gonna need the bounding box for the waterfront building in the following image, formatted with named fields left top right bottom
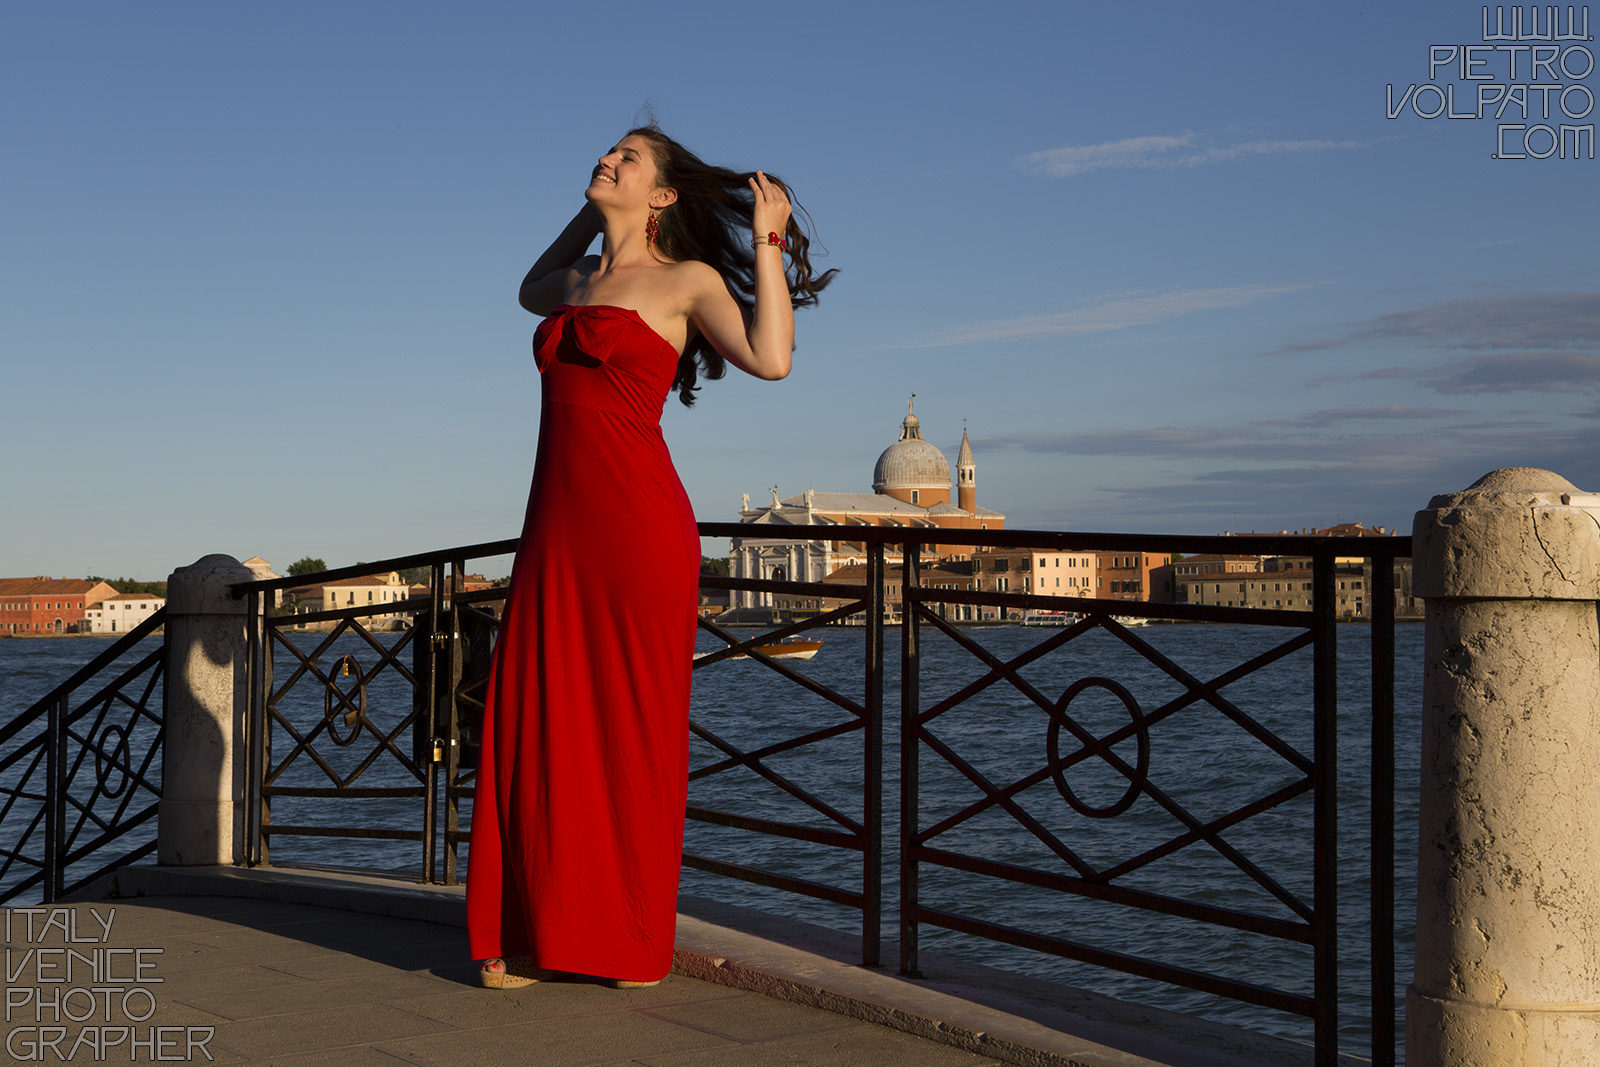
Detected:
left=320, top=572, right=411, bottom=623
left=1172, top=554, right=1263, bottom=581
left=0, top=578, right=117, bottom=635
left=1175, top=523, right=1420, bottom=617
left=1178, top=567, right=1370, bottom=617
left=1092, top=551, right=1175, bottom=603
left=967, top=548, right=1098, bottom=620
left=82, top=593, right=166, bottom=634
left=727, top=401, right=1005, bottom=614
left=277, top=572, right=414, bottom=630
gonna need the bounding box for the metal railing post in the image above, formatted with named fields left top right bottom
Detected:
left=1312, top=551, right=1339, bottom=1065
left=424, top=560, right=448, bottom=884
left=863, top=541, right=885, bottom=967
left=257, top=617, right=274, bottom=870
left=46, top=694, right=67, bottom=903
left=244, top=590, right=263, bottom=867
left=899, top=540, right=922, bottom=977
left=1369, top=552, right=1397, bottom=1066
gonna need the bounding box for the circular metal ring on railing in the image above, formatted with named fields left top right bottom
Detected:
left=324, top=655, right=367, bottom=746
left=1046, top=676, right=1150, bottom=819
left=93, top=723, right=133, bottom=799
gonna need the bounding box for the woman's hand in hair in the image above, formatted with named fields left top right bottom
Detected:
left=749, top=171, right=792, bottom=239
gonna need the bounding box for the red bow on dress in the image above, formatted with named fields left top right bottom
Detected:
left=533, top=305, right=632, bottom=372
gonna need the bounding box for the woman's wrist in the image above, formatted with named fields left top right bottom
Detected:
left=753, top=231, right=788, bottom=251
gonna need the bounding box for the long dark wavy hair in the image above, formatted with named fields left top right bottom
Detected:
left=628, top=125, right=837, bottom=406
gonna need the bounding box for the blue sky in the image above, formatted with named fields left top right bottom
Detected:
left=5, top=1, right=1596, bottom=580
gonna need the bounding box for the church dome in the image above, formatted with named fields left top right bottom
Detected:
left=873, top=407, right=951, bottom=492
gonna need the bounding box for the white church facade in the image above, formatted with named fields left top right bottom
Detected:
left=728, top=400, right=1005, bottom=612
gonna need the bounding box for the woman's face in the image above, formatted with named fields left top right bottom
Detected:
left=588, top=134, right=666, bottom=207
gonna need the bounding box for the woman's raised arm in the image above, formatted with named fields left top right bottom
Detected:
left=519, top=204, right=603, bottom=315
left=689, top=172, right=796, bottom=380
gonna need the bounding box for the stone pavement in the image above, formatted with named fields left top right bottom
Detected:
left=3, top=895, right=1001, bottom=1067
left=2, top=865, right=1326, bottom=1066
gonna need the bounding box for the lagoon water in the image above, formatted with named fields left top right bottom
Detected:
left=2, top=621, right=1421, bottom=1056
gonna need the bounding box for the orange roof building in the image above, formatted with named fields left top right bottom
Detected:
left=0, top=578, right=118, bottom=635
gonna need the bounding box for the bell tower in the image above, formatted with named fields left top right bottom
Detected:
left=956, top=425, right=976, bottom=512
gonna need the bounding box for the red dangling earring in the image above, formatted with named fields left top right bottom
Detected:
left=645, top=210, right=660, bottom=246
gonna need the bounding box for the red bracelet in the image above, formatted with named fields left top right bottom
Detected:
left=754, top=231, right=788, bottom=250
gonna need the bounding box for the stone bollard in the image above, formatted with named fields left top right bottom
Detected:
left=1408, top=468, right=1600, bottom=1064
left=159, top=554, right=256, bottom=866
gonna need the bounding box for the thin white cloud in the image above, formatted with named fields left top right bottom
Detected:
left=1019, top=133, right=1198, bottom=177
left=913, top=284, right=1317, bottom=348
left=1019, top=132, right=1369, bottom=178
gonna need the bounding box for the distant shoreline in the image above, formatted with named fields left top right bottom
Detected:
left=0, top=632, right=147, bottom=640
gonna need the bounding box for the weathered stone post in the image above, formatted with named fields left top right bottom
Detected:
left=159, top=554, right=256, bottom=866
left=1408, top=468, right=1600, bottom=1064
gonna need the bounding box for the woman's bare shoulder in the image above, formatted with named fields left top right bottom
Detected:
left=670, top=259, right=732, bottom=304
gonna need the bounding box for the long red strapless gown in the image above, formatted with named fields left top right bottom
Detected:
left=466, top=304, right=699, bottom=982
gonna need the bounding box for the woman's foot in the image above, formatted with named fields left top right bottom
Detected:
left=478, top=956, right=549, bottom=989
left=608, top=977, right=662, bottom=989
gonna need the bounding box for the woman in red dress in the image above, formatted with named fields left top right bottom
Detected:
left=466, top=126, right=833, bottom=989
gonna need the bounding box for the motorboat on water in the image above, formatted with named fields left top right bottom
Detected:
left=696, top=637, right=822, bottom=664
left=1020, top=611, right=1078, bottom=626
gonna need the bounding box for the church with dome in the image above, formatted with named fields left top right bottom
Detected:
left=726, top=399, right=1005, bottom=612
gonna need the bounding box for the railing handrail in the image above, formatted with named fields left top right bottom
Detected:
left=0, top=609, right=168, bottom=749
left=229, top=538, right=520, bottom=597
left=228, top=526, right=1414, bottom=599
left=703, top=521, right=1413, bottom=557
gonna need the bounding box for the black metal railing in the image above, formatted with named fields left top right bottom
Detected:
left=889, top=531, right=1405, bottom=1067
left=0, top=523, right=1408, bottom=1063
left=233, top=540, right=516, bottom=885
left=686, top=542, right=886, bottom=966
left=226, top=524, right=1405, bottom=1064
left=0, top=611, right=167, bottom=904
